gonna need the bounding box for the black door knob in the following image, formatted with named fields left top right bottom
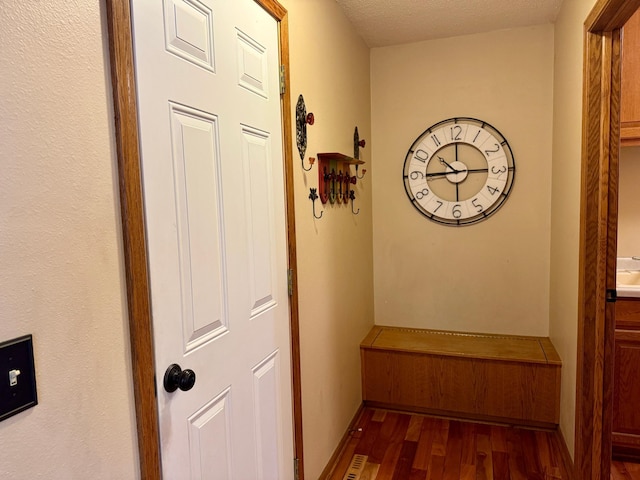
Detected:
left=163, top=363, right=196, bottom=392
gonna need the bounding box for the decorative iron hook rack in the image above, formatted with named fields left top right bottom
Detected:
left=296, top=95, right=315, bottom=171
left=306, top=125, right=367, bottom=220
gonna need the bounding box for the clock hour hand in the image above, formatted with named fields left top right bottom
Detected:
left=438, top=156, right=459, bottom=173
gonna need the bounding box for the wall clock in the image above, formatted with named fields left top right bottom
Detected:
left=403, top=117, right=515, bottom=226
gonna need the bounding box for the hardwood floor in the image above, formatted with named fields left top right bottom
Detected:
left=612, top=460, right=640, bottom=480
left=323, top=406, right=640, bottom=479
left=325, top=407, right=570, bottom=480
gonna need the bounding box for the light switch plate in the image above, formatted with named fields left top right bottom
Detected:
left=0, top=335, right=37, bottom=422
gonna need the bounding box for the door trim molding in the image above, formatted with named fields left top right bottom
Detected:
left=253, top=1, right=306, bottom=476
left=577, top=1, right=640, bottom=479
left=104, top=1, right=160, bottom=476
left=104, top=1, right=303, bottom=478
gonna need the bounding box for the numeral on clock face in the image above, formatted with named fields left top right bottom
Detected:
left=414, top=149, right=429, bottom=163
left=450, top=125, right=462, bottom=141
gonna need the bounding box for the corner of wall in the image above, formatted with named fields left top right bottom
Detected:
left=280, top=0, right=374, bottom=477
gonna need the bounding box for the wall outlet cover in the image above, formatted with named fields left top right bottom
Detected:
left=0, top=335, right=37, bottom=422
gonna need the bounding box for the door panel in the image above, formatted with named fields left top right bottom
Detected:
left=169, top=103, right=228, bottom=350
left=236, top=30, right=270, bottom=98
left=241, top=126, right=278, bottom=317
left=252, top=351, right=283, bottom=479
left=164, top=0, right=216, bottom=72
left=188, top=387, right=232, bottom=479
left=613, top=331, right=640, bottom=433
left=130, top=0, right=293, bottom=477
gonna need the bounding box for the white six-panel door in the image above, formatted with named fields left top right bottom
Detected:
left=129, top=0, right=294, bottom=477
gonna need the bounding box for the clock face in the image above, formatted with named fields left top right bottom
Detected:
left=403, top=117, right=515, bottom=226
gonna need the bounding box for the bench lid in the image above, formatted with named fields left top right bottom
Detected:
left=361, top=326, right=562, bottom=365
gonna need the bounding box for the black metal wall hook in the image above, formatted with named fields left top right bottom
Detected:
left=302, top=156, right=314, bottom=171
left=354, top=126, right=366, bottom=179
left=309, top=188, right=323, bottom=219
left=349, top=190, right=360, bottom=215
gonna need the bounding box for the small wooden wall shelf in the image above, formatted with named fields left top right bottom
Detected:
left=360, top=325, right=562, bottom=428
left=317, top=153, right=364, bottom=205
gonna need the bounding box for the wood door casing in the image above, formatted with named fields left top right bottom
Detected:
left=578, top=1, right=640, bottom=479
left=104, top=0, right=303, bottom=478
left=577, top=24, right=620, bottom=480
left=104, top=1, right=160, bottom=475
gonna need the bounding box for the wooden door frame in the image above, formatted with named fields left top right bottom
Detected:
left=577, top=0, right=640, bottom=479
left=104, top=1, right=304, bottom=478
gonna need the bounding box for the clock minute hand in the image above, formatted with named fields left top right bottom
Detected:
left=428, top=167, right=488, bottom=178
left=425, top=165, right=475, bottom=179
left=424, top=171, right=452, bottom=179
left=424, top=163, right=486, bottom=180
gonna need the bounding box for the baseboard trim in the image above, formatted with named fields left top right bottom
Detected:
left=363, top=400, right=557, bottom=430
left=554, top=427, right=575, bottom=480
left=318, top=403, right=365, bottom=480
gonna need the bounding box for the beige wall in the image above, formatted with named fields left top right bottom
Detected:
left=1, top=0, right=372, bottom=478
left=280, top=1, right=374, bottom=478
left=371, top=26, right=554, bottom=336
left=618, top=146, right=640, bottom=257
left=549, top=0, right=597, bottom=458
left=0, top=1, right=139, bottom=478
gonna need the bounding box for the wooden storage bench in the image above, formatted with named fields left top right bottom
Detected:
left=360, top=325, right=562, bottom=428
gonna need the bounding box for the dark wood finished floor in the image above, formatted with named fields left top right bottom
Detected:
left=612, top=460, right=640, bottom=480
left=325, top=407, right=640, bottom=479
left=326, top=408, right=570, bottom=480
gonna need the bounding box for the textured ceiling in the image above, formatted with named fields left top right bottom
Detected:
left=334, top=0, right=564, bottom=47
